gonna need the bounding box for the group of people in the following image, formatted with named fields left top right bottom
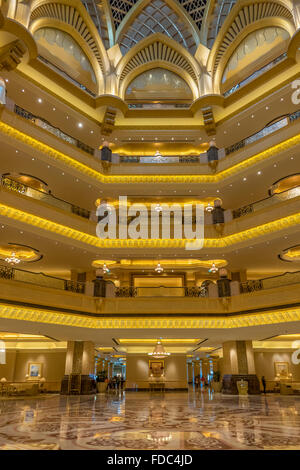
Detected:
left=105, top=376, right=125, bottom=391
left=194, top=375, right=209, bottom=389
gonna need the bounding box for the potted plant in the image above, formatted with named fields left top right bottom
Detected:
left=211, top=370, right=222, bottom=393
left=96, top=370, right=107, bottom=393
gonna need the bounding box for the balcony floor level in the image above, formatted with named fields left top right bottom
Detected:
left=0, top=391, right=300, bottom=450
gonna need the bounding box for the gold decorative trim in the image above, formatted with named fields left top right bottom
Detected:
left=1, top=121, right=300, bottom=184
left=0, top=202, right=299, bottom=249
left=0, top=303, right=299, bottom=329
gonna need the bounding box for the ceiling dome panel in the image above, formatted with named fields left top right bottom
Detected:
left=117, top=0, right=198, bottom=54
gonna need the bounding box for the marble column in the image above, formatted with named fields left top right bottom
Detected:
left=61, top=341, right=96, bottom=395
left=187, top=362, right=193, bottom=384
left=222, top=341, right=260, bottom=395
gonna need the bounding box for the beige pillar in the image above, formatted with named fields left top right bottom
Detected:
left=62, top=341, right=96, bottom=395
left=187, top=362, right=193, bottom=383
left=222, top=341, right=260, bottom=394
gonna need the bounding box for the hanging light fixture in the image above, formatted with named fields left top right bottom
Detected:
left=205, top=203, right=214, bottom=213
left=155, top=203, right=162, bottom=212
left=155, top=262, right=164, bottom=273
left=208, top=263, right=218, bottom=274
left=148, top=340, right=170, bottom=359
left=5, top=252, right=21, bottom=265
left=102, top=263, right=110, bottom=274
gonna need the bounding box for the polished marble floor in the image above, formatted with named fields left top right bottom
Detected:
left=0, top=390, right=300, bottom=450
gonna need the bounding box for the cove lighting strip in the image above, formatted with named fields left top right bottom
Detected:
left=0, top=203, right=300, bottom=249
left=0, top=203, right=299, bottom=248
left=0, top=304, right=299, bottom=329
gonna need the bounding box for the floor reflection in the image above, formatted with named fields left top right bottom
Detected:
left=0, top=390, right=300, bottom=449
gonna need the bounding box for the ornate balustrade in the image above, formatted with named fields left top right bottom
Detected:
left=14, top=104, right=95, bottom=156
left=1, top=176, right=91, bottom=220
left=0, top=264, right=85, bottom=294
left=232, top=185, right=300, bottom=220
left=223, top=53, right=287, bottom=98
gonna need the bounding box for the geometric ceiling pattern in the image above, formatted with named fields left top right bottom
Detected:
left=117, top=0, right=197, bottom=54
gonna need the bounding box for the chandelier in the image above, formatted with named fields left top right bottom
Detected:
left=208, top=263, right=218, bottom=274
left=102, top=263, right=110, bottom=274
left=155, top=262, right=163, bottom=273
left=205, top=202, right=214, bottom=212
left=148, top=340, right=170, bottom=359
left=5, top=252, right=21, bottom=265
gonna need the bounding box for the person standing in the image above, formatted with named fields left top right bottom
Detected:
left=261, top=376, right=266, bottom=394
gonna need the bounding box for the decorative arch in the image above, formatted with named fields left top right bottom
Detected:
left=122, top=64, right=195, bottom=103
left=30, top=17, right=103, bottom=93
left=116, top=33, right=201, bottom=99
left=208, top=0, right=295, bottom=82
left=33, top=26, right=98, bottom=94
left=29, top=0, right=110, bottom=76
left=115, top=0, right=201, bottom=55
left=213, top=17, right=295, bottom=93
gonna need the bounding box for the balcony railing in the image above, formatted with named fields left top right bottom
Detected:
left=114, top=286, right=208, bottom=298
left=116, top=109, right=300, bottom=164
left=0, top=264, right=299, bottom=300
left=232, top=185, right=300, bottom=220
left=0, top=264, right=85, bottom=293
left=38, top=55, right=97, bottom=98
left=240, top=271, right=300, bottom=294
left=223, top=53, right=287, bottom=98
left=14, top=104, right=95, bottom=156
left=225, top=110, right=300, bottom=156
left=119, top=154, right=206, bottom=164
left=1, top=176, right=91, bottom=220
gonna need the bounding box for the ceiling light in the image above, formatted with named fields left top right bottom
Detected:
left=78, top=122, right=83, bottom=128
left=5, top=79, right=8, bottom=83
left=102, top=263, right=110, bottom=274
left=21, top=89, right=25, bottom=93
left=243, top=177, right=247, bottom=181
left=148, top=340, right=170, bottom=358
left=251, top=114, right=254, bottom=118
left=90, top=130, right=94, bottom=134
left=155, top=263, right=163, bottom=274
left=5, top=252, right=21, bottom=265
left=205, top=203, right=214, bottom=213
left=237, top=123, right=240, bottom=126
left=53, top=107, right=56, bottom=111
left=257, top=171, right=262, bottom=175
left=208, top=263, right=218, bottom=274
left=37, top=98, right=42, bottom=103
left=155, top=203, right=162, bottom=212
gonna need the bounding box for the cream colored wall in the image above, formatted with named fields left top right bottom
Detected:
left=126, top=355, right=188, bottom=390
left=0, top=350, right=66, bottom=382
left=254, top=351, right=300, bottom=381
left=0, top=351, right=17, bottom=381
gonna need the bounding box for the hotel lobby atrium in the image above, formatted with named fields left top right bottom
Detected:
left=0, top=0, right=300, bottom=452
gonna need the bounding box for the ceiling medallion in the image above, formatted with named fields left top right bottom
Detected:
left=0, top=244, right=42, bottom=265
left=279, top=245, right=300, bottom=262
left=148, top=340, right=170, bottom=359
left=155, top=262, right=164, bottom=273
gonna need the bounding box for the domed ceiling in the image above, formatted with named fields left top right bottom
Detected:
left=81, top=0, right=237, bottom=51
